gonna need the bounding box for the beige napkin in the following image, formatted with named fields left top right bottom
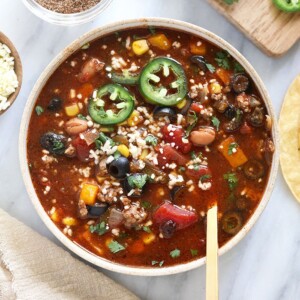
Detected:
left=0, top=209, right=139, bottom=300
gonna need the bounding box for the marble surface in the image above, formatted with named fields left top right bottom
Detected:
left=1, top=0, right=300, bottom=299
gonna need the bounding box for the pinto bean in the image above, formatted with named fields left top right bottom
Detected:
left=65, top=118, right=88, bottom=135
left=190, top=127, right=216, bottom=146
left=77, top=58, right=105, bottom=83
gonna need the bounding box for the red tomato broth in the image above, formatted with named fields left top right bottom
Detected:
left=27, top=27, right=274, bottom=267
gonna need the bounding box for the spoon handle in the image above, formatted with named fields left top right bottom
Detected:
left=206, top=205, right=219, bottom=300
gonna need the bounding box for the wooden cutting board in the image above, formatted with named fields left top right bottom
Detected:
left=208, top=0, right=300, bottom=57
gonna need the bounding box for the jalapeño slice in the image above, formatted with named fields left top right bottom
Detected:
left=139, top=57, right=187, bottom=106
left=111, top=70, right=140, bottom=85
left=273, top=0, right=300, bottom=12
left=88, top=84, right=135, bottom=125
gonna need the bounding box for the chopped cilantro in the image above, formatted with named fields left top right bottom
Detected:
left=95, top=132, right=115, bottom=149
left=224, top=172, right=238, bottom=190
left=145, top=134, right=158, bottom=146
left=194, top=164, right=200, bottom=171
left=206, top=63, right=216, bottom=73
left=191, top=151, right=197, bottom=160
left=141, top=201, right=152, bottom=209
left=127, top=174, right=148, bottom=190
left=108, top=240, right=125, bottom=253
left=170, top=249, right=181, bottom=258
left=89, top=221, right=108, bottom=236
left=234, top=62, right=245, bottom=73
left=200, top=174, right=212, bottom=183
left=211, top=116, right=220, bottom=131
left=35, top=105, right=44, bottom=116
left=114, top=150, right=121, bottom=159
left=179, top=166, right=186, bottom=172
left=190, top=249, right=198, bottom=257
left=228, top=142, right=239, bottom=155
left=53, top=140, right=64, bottom=152
left=185, top=111, right=198, bottom=137
left=151, top=260, right=164, bottom=267
left=143, top=226, right=152, bottom=233
left=215, top=51, right=230, bottom=70
left=81, top=43, right=90, bottom=50
left=77, top=114, right=87, bottom=120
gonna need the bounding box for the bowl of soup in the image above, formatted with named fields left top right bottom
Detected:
left=19, top=18, right=279, bottom=276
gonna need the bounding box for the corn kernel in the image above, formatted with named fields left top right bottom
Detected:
left=62, top=217, right=77, bottom=226
left=132, top=40, right=149, bottom=56
left=50, top=210, right=59, bottom=222
left=176, top=99, right=187, bottom=109
left=65, top=103, right=80, bottom=117
left=140, top=149, right=149, bottom=160
left=143, top=233, right=156, bottom=245
left=209, top=82, right=222, bottom=94
left=148, top=34, right=171, bottom=50
left=117, top=144, right=130, bottom=157
left=128, top=110, right=142, bottom=126
left=80, top=183, right=99, bottom=205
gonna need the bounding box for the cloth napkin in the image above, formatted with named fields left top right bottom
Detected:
left=0, top=209, right=139, bottom=300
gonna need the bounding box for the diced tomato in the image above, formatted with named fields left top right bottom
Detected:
left=190, top=102, right=202, bottom=114
left=77, top=83, right=94, bottom=100
left=240, top=122, right=253, bottom=135
left=186, top=164, right=212, bottom=179
left=157, top=145, right=189, bottom=166
left=72, top=136, right=92, bottom=162
left=153, top=201, right=199, bottom=230
left=162, top=125, right=192, bottom=154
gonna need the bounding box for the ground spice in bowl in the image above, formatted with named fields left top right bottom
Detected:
left=35, top=0, right=101, bottom=14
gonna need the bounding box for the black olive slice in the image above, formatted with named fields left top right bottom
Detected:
left=190, top=55, right=207, bottom=72
left=107, top=157, right=130, bottom=179
left=231, top=74, right=250, bottom=93
left=243, top=159, right=265, bottom=180
left=153, top=106, right=176, bottom=122
left=221, top=211, right=243, bottom=235
left=87, top=203, right=109, bottom=218
left=47, top=97, right=62, bottom=111
left=249, top=107, right=264, bottom=127
left=40, top=132, right=66, bottom=155
left=159, top=220, right=177, bottom=238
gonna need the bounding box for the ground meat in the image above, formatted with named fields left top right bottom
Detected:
left=97, top=187, right=122, bottom=204
left=78, top=199, right=88, bottom=219
left=236, top=93, right=251, bottom=112
left=122, top=202, right=147, bottom=229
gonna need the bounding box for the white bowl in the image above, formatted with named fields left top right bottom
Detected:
left=19, top=18, right=279, bottom=276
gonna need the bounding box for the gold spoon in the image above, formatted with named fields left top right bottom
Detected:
left=206, top=204, right=219, bottom=300
left=0, top=31, right=23, bottom=116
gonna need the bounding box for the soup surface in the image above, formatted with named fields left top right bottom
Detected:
left=27, top=27, right=274, bottom=267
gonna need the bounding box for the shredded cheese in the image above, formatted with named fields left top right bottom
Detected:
left=0, top=43, right=18, bottom=111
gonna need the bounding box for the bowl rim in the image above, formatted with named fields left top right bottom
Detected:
left=0, top=31, right=23, bottom=115
left=19, top=17, right=279, bottom=276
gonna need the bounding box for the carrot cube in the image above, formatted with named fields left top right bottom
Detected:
left=216, top=68, right=231, bottom=86
left=190, top=41, right=207, bottom=55
left=218, top=136, right=248, bottom=168
left=148, top=34, right=171, bottom=50
left=80, top=183, right=99, bottom=205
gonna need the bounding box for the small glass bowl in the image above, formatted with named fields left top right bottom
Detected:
left=22, top=0, right=113, bottom=26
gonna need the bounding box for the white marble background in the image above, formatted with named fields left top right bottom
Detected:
left=1, top=0, right=300, bottom=299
